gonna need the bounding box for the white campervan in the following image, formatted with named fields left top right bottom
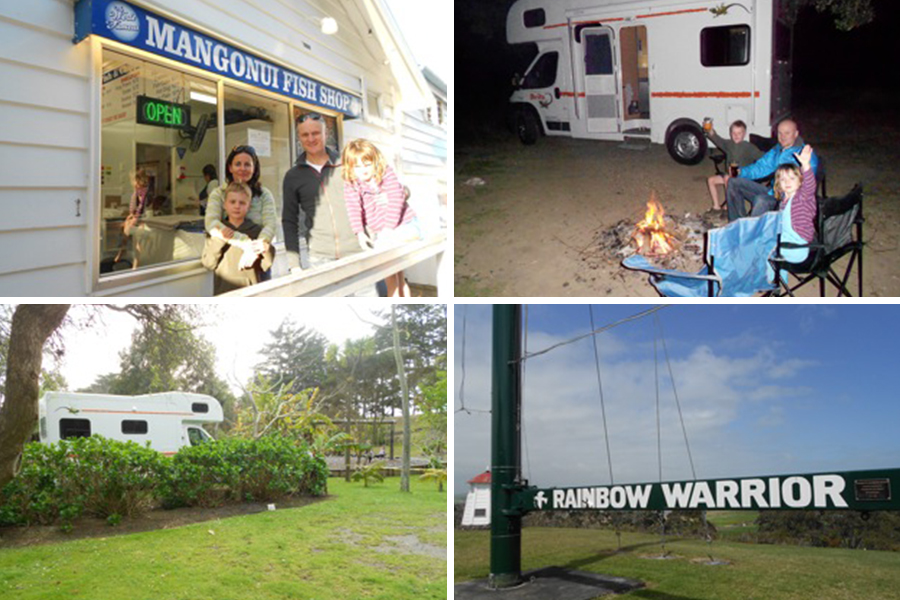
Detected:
left=39, top=391, right=224, bottom=455
left=506, top=0, right=792, bottom=163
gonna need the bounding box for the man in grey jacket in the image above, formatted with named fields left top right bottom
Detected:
left=282, top=113, right=374, bottom=294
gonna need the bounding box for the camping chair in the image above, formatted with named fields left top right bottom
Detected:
left=767, top=184, right=864, bottom=297
left=622, top=210, right=781, bottom=297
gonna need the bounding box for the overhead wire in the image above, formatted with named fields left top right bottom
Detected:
left=455, top=305, right=490, bottom=415
left=655, top=312, right=714, bottom=560
left=654, top=325, right=667, bottom=556
left=515, top=306, right=668, bottom=363
left=588, top=304, right=620, bottom=550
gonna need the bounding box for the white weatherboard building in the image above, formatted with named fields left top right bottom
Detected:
left=507, top=0, right=791, bottom=164
left=0, top=0, right=446, bottom=296
left=461, top=470, right=492, bottom=527
left=39, top=391, right=224, bottom=455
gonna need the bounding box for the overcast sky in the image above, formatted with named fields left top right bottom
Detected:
left=55, top=302, right=387, bottom=393
left=454, top=305, right=900, bottom=497
left=383, top=0, right=451, bottom=83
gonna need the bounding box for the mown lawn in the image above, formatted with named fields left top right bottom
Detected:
left=0, top=478, right=446, bottom=600
left=707, top=510, right=759, bottom=542
left=456, top=527, right=900, bottom=600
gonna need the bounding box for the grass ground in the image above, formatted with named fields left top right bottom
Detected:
left=0, top=478, right=446, bottom=600
left=706, top=510, right=759, bottom=542
left=455, top=527, right=900, bottom=600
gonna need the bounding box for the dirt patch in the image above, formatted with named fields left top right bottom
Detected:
left=374, top=534, right=447, bottom=560
left=456, top=91, right=900, bottom=296
left=335, top=527, right=365, bottom=545
left=0, top=495, right=328, bottom=549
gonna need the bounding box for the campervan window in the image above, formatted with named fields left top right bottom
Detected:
left=700, top=25, right=751, bottom=67
left=523, top=52, right=559, bottom=89
left=122, top=420, right=149, bottom=435
left=475, top=508, right=487, bottom=517
left=585, top=35, right=614, bottom=75
left=523, top=9, right=546, bottom=28
left=187, top=427, right=211, bottom=446
left=60, top=418, right=92, bottom=439
left=192, top=402, right=209, bottom=413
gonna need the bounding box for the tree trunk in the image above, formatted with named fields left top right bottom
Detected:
left=391, top=306, right=411, bottom=493
left=0, top=304, right=70, bottom=489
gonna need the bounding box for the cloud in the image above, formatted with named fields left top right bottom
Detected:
left=454, top=317, right=821, bottom=493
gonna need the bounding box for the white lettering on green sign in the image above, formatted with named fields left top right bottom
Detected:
left=540, top=475, right=849, bottom=511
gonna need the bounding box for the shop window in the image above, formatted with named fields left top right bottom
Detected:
left=99, top=50, right=219, bottom=276
left=60, top=418, right=91, bottom=439
left=701, top=25, right=751, bottom=67
left=121, top=420, right=148, bottom=434
left=294, top=108, right=341, bottom=159
left=221, top=86, right=292, bottom=226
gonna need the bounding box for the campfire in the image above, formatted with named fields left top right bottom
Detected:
left=580, top=193, right=727, bottom=279
left=631, top=193, right=679, bottom=257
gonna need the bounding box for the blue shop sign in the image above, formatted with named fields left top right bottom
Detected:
left=74, top=0, right=362, bottom=117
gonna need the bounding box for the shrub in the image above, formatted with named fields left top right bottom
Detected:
left=1, top=437, right=328, bottom=527
left=350, top=461, right=386, bottom=488
left=0, top=438, right=169, bottom=527
left=164, top=437, right=328, bottom=507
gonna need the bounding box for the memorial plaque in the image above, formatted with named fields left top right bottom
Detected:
left=854, top=478, right=891, bottom=502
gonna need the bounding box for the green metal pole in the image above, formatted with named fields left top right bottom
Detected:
left=490, top=304, right=522, bottom=588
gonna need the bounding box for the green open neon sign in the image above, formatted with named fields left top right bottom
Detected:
left=136, top=95, right=191, bottom=129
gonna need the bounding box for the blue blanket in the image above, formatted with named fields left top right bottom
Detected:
left=622, top=211, right=781, bottom=297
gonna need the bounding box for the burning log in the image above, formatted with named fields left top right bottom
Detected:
left=631, top=193, right=680, bottom=257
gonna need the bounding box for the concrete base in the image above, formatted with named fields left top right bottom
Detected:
left=455, top=567, right=645, bottom=599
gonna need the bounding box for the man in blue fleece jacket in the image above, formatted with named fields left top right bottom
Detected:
left=726, top=119, right=819, bottom=222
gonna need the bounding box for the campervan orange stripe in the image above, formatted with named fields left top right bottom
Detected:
left=559, top=91, right=586, bottom=97
left=544, top=6, right=706, bottom=29
left=652, top=91, right=761, bottom=98
left=636, top=8, right=708, bottom=18
left=79, top=409, right=195, bottom=416
left=544, top=18, right=624, bottom=29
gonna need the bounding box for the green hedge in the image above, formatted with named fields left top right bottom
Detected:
left=165, top=437, right=328, bottom=508
left=0, top=437, right=167, bottom=527
left=1, top=437, right=328, bottom=528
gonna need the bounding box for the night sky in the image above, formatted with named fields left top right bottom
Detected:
left=455, top=0, right=900, bottom=136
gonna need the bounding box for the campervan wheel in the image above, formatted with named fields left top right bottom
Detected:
left=666, top=124, right=707, bottom=165
left=516, top=110, right=540, bottom=145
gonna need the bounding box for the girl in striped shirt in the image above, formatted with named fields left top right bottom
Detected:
left=342, top=139, right=419, bottom=297
left=772, top=144, right=817, bottom=266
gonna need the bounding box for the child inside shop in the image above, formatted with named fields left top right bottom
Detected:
left=341, top=139, right=420, bottom=297
left=201, top=182, right=274, bottom=295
